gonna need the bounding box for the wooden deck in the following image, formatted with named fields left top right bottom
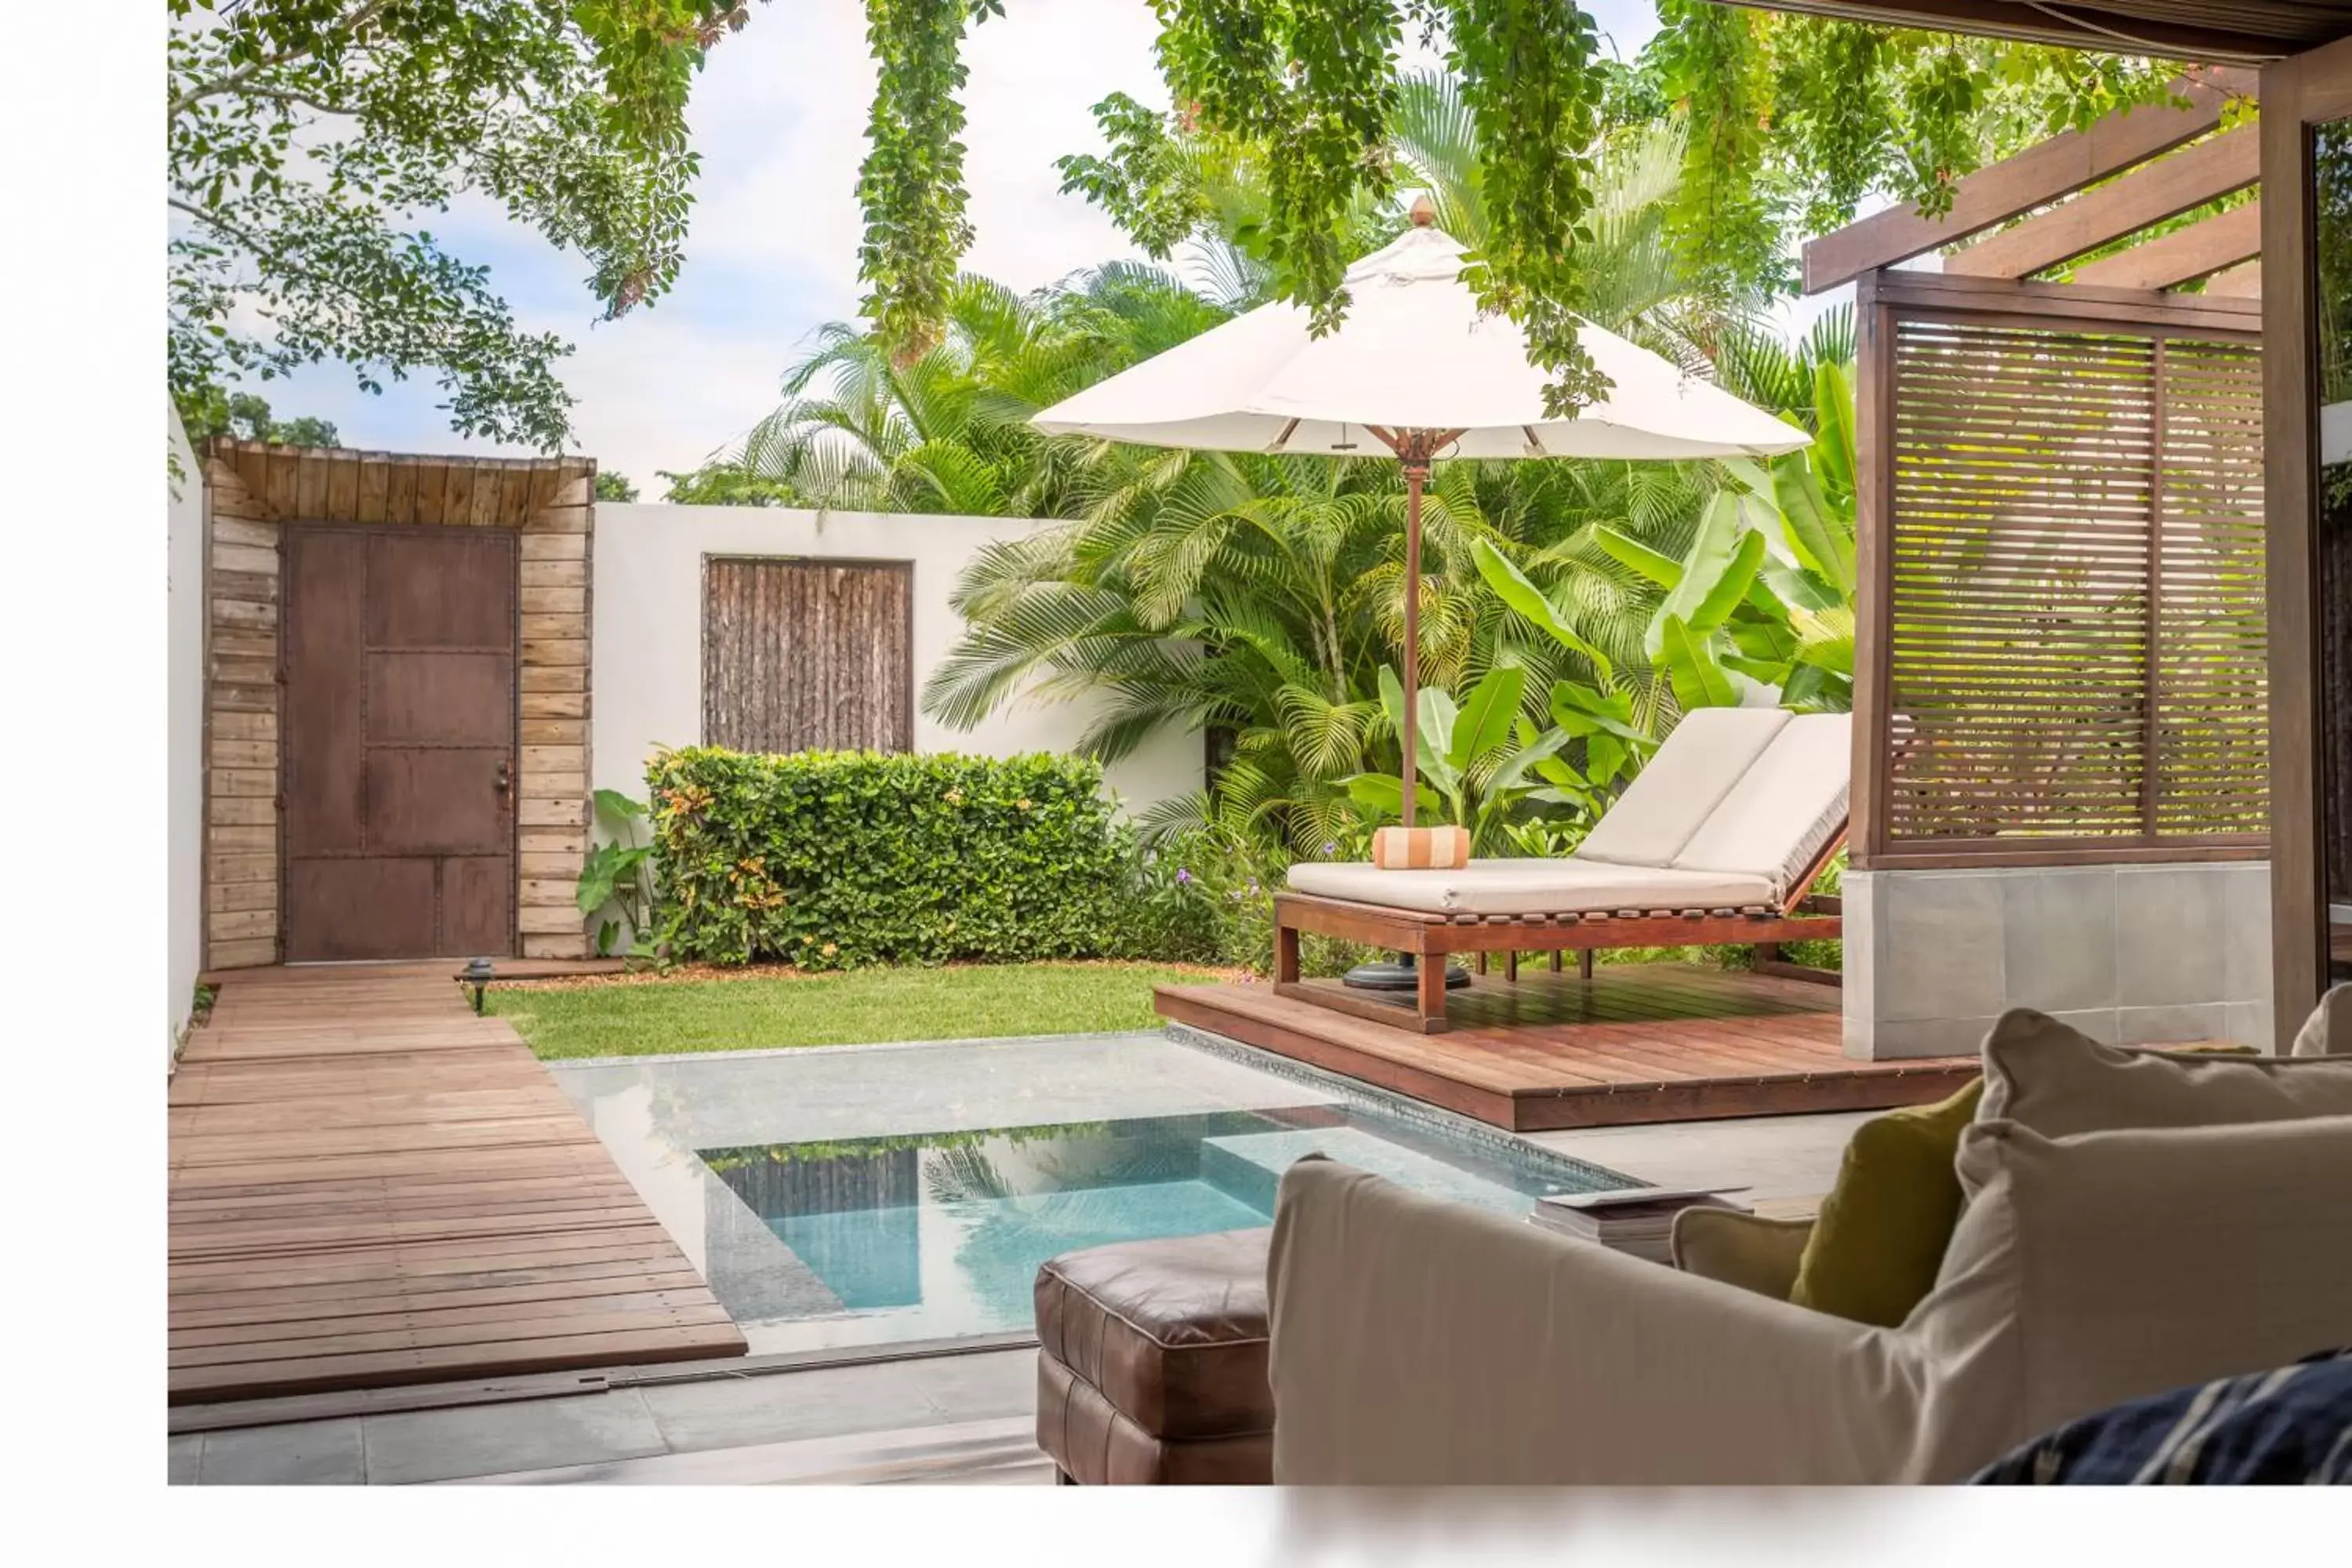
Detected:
left=169, top=969, right=745, bottom=1406
left=1156, top=963, right=1974, bottom=1132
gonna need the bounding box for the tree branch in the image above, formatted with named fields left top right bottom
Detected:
left=169, top=0, right=391, bottom=120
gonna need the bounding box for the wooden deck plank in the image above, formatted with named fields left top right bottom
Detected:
left=1156, top=964, right=1975, bottom=1133
left=169, top=968, right=744, bottom=1405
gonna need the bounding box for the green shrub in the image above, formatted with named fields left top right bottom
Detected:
left=648, top=748, right=1138, bottom=969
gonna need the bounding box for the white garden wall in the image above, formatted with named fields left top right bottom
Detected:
left=591, top=503, right=1203, bottom=814
left=167, top=405, right=205, bottom=1056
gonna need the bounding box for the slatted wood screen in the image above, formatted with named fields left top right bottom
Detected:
left=702, top=557, right=914, bottom=754
left=1878, top=311, right=2266, bottom=858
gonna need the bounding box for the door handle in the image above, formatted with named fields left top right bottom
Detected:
left=495, top=759, right=513, bottom=796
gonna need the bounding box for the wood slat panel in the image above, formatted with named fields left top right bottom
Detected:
left=701, top=557, right=914, bottom=754
left=1882, top=314, right=2267, bottom=852
left=169, top=971, right=745, bottom=1405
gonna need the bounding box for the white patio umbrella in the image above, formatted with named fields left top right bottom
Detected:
left=1033, top=203, right=1811, bottom=829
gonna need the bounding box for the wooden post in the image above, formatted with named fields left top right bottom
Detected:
left=1275, top=920, right=1301, bottom=986
left=1416, top=950, right=1450, bottom=1029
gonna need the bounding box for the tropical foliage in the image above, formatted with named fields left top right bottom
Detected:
left=851, top=2, right=2177, bottom=412
left=168, top=1, right=760, bottom=448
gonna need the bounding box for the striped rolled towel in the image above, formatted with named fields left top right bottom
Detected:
left=1371, top=825, right=1470, bottom=869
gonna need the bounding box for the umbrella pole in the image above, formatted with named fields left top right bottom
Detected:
left=1401, top=456, right=1425, bottom=830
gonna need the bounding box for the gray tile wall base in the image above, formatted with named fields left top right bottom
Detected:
left=1846, top=862, right=2272, bottom=1061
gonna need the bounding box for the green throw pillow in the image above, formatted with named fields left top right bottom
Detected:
left=1788, top=1077, right=1984, bottom=1328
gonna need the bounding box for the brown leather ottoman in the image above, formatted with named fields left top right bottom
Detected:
left=1033, top=1227, right=1273, bottom=1484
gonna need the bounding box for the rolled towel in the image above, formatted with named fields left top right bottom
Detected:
left=1370, top=824, right=1470, bottom=870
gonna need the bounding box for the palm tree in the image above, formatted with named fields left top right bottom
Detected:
left=726, top=269, right=1229, bottom=518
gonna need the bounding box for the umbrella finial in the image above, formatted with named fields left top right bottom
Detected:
left=1408, top=193, right=1438, bottom=228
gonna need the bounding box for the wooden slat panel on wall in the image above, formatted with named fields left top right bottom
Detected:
left=1882, top=315, right=2266, bottom=855
left=701, top=558, right=914, bottom=754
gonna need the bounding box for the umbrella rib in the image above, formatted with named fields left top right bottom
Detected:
left=1267, top=416, right=1301, bottom=454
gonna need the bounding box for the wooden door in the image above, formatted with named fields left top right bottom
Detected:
left=281, top=525, right=519, bottom=960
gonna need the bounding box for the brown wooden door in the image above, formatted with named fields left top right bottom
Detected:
left=282, top=525, right=519, bottom=960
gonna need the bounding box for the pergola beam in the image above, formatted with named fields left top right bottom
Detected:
left=2070, top=200, right=2263, bottom=289
left=1944, top=125, right=2258, bottom=280
left=1802, top=68, right=2255, bottom=295
left=2198, top=259, right=2263, bottom=297
left=1722, top=0, right=2352, bottom=65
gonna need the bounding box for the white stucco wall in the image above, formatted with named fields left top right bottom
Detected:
left=167, top=405, right=205, bottom=1056
left=590, top=503, right=1203, bottom=814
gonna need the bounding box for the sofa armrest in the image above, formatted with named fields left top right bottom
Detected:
left=1671, top=1207, right=1813, bottom=1300
left=1267, top=1158, right=1928, bottom=1484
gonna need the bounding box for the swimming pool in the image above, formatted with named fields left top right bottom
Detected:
left=548, top=1031, right=1632, bottom=1354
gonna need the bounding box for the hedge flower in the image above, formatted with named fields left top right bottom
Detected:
left=821, top=942, right=838, bottom=958
left=1175, top=868, right=1192, bottom=885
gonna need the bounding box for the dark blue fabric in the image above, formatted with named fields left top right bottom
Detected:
left=1973, top=1348, right=2352, bottom=1485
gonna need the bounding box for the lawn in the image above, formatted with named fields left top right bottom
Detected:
left=490, top=960, right=1232, bottom=1059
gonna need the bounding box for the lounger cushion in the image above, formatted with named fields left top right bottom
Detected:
left=1571, top=707, right=1791, bottom=869
left=1672, top=713, right=1852, bottom=899
left=1283, top=858, right=1777, bottom=916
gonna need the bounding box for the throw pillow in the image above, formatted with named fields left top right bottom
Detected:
left=1787, top=1075, right=1985, bottom=1327
left=2294, top=983, right=2352, bottom=1058
left=1978, top=1007, right=2352, bottom=1145
left=1905, top=1116, right=2352, bottom=1482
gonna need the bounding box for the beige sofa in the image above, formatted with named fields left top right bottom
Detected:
left=1265, top=1011, right=2352, bottom=1484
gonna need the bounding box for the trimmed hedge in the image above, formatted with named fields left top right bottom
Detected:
left=647, top=747, right=1138, bottom=968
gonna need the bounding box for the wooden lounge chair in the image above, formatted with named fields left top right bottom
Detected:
left=1277, top=709, right=1849, bottom=1033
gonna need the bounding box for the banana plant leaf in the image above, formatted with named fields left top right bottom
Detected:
left=1659, top=613, right=1738, bottom=709
left=1470, top=537, right=1617, bottom=683
left=1343, top=771, right=1443, bottom=822
left=1450, top=663, right=1525, bottom=771
left=1592, top=524, right=1682, bottom=589
left=1773, top=456, right=1856, bottom=597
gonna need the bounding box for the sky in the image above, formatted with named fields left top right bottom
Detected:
left=249, top=0, right=1677, bottom=495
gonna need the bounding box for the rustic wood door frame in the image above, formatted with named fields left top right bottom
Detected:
left=198, top=444, right=597, bottom=970
left=2263, top=33, right=2352, bottom=1047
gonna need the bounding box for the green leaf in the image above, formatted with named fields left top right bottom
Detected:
left=594, top=788, right=648, bottom=825
left=1486, top=727, right=1570, bottom=796
left=1471, top=538, right=1615, bottom=683
left=1451, top=664, right=1525, bottom=771
left=1791, top=606, right=1857, bottom=676
left=1650, top=492, right=1740, bottom=657
left=1344, top=771, right=1440, bottom=823
left=1587, top=731, right=1626, bottom=786
left=1377, top=664, right=1407, bottom=736
left=1416, top=684, right=1459, bottom=782
left=1812, top=361, right=1857, bottom=499
left=1773, top=457, right=1855, bottom=597
left=1759, top=557, right=1842, bottom=612
left=1658, top=614, right=1737, bottom=709
left=1591, top=525, right=1682, bottom=589
left=1548, top=680, right=1646, bottom=743
left=1691, top=528, right=1767, bottom=633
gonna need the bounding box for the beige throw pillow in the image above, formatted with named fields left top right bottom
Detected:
left=1905, top=1116, right=2352, bottom=1482
left=1976, top=1007, right=2352, bottom=1145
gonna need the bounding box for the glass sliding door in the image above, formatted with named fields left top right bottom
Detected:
left=2321, top=121, right=2352, bottom=987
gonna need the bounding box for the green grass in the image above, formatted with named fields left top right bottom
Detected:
left=491, top=961, right=1230, bottom=1060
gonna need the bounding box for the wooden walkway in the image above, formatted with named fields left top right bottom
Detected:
left=169, top=969, right=745, bottom=1406
left=1158, top=963, right=1974, bottom=1133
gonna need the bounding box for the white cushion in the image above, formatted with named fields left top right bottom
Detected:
left=1283, top=857, right=1777, bottom=916
left=1571, top=707, right=1790, bottom=869
left=2294, top=982, right=2352, bottom=1058
left=1671, top=713, right=1851, bottom=898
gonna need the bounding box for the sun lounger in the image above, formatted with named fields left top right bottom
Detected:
left=1279, top=709, right=1851, bottom=1032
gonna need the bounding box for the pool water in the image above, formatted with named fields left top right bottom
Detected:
left=700, top=1105, right=1617, bottom=1348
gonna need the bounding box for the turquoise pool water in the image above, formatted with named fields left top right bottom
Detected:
left=700, top=1106, right=1618, bottom=1348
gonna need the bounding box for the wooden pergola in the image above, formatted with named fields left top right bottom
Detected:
left=1806, top=70, right=2272, bottom=873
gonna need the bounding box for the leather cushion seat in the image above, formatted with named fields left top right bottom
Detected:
left=1034, top=1228, right=1275, bottom=1484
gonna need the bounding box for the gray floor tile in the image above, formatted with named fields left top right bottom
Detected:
left=197, top=1418, right=365, bottom=1485
left=168, top=1433, right=203, bottom=1486
left=638, top=1358, right=950, bottom=1454
left=361, top=1389, right=667, bottom=1485
left=1527, top=1111, right=1873, bottom=1203
left=907, top=1349, right=1037, bottom=1423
